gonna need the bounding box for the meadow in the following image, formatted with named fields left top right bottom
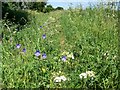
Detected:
left=1, top=4, right=119, bottom=88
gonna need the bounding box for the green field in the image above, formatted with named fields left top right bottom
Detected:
left=1, top=5, right=119, bottom=88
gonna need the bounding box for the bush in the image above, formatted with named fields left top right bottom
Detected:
left=55, top=7, right=64, bottom=10
left=4, top=9, right=30, bottom=25
left=2, top=2, right=31, bottom=26
left=44, top=5, right=55, bottom=13
left=27, top=2, right=47, bottom=12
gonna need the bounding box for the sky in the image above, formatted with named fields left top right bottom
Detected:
left=47, top=0, right=119, bottom=9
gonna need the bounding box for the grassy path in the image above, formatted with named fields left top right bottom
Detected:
left=1, top=8, right=118, bottom=88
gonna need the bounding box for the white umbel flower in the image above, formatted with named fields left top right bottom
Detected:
left=79, top=71, right=95, bottom=79
left=54, top=77, right=62, bottom=83
left=86, top=71, right=95, bottom=77
left=79, top=73, right=87, bottom=79
left=60, top=76, right=67, bottom=81
left=54, top=75, right=67, bottom=83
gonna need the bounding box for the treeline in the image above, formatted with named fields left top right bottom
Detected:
left=2, top=2, right=64, bottom=26
left=2, top=2, right=64, bottom=13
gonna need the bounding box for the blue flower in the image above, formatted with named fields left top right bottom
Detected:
left=16, top=44, right=21, bottom=49
left=22, top=48, right=26, bottom=52
left=40, top=26, right=42, bottom=28
left=35, top=50, right=40, bottom=57
left=42, top=53, right=47, bottom=59
left=42, top=34, right=46, bottom=39
left=61, top=56, right=67, bottom=61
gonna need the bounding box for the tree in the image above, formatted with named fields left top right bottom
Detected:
left=27, top=2, right=47, bottom=12
left=55, top=7, right=64, bottom=10
left=2, top=1, right=48, bottom=23
left=2, top=0, right=48, bottom=11
left=44, top=4, right=54, bottom=13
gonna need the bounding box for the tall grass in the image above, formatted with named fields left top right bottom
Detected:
left=1, top=4, right=119, bottom=88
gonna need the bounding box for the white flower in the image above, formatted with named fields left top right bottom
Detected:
left=71, top=54, right=74, bottom=59
left=54, top=75, right=67, bottom=83
left=79, top=73, right=87, bottom=79
left=67, top=53, right=74, bottom=59
left=113, top=55, right=117, bottom=60
left=79, top=71, right=95, bottom=79
left=59, top=71, right=62, bottom=74
left=60, top=76, right=67, bottom=81
left=86, top=71, right=95, bottom=77
left=54, top=77, right=61, bottom=83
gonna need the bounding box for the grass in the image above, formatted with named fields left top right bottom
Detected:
left=1, top=5, right=119, bottom=88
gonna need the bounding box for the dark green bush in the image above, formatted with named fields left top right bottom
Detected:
left=28, top=2, right=47, bottom=12
left=2, top=2, right=46, bottom=25
left=44, top=5, right=55, bottom=13
left=3, top=9, right=30, bottom=25
left=55, top=7, right=64, bottom=10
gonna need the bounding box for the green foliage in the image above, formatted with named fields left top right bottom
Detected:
left=2, top=2, right=31, bottom=27
left=3, top=9, right=30, bottom=25
left=2, top=2, right=24, bottom=11
left=28, top=2, right=47, bottom=12
left=44, top=5, right=55, bottom=13
left=1, top=3, right=119, bottom=88
left=55, top=7, right=64, bottom=10
left=2, top=2, right=47, bottom=26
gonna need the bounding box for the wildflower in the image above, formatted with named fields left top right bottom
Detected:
left=42, top=34, right=46, bottom=39
left=59, top=71, right=62, bottom=74
left=61, top=51, right=69, bottom=55
left=67, top=53, right=74, bottom=59
left=54, top=77, right=61, bottom=83
left=60, top=76, right=67, bottom=81
left=113, top=55, right=117, bottom=60
left=79, top=71, right=95, bottom=79
left=40, top=26, right=42, bottom=28
left=54, top=75, right=67, bottom=83
left=86, top=71, right=95, bottom=77
left=16, top=44, right=21, bottom=49
left=72, top=55, right=74, bottom=59
left=61, top=56, right=67, bottom=61
left=79, top=73, right=87, bottom=79
left=42, top=53, right=47, bottom=59
left=103, top=51, right=109, bottom=56
left=35, top=50, right=40, bottom=57
left=22, top=48, right=26, bottom=52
